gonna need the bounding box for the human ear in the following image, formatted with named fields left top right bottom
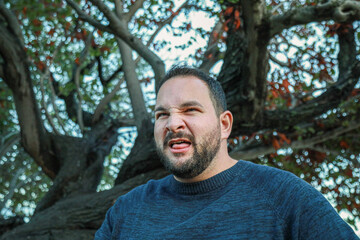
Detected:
left=220, top=110, right=233, bottom=140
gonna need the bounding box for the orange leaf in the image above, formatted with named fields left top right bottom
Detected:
left=224, top=6, right=234, bottom=16
left=286, top=98, right=292, bottom=107
left=36, top=61, right=45, bottom=71
left=186, top=23, right=191, bottom=31
left=48, top=29, right=56, bottom=36
left=271, top=90, right=278, bottom=98
left=272, top=138, right=281, bottom=150
left=234, top=19, right=241, bottom=29
left=339, top=140, right=349, bottom=149
left=75, top=57, right=80, bottom=65
left=32, top=19, right=42, bottom=26
left=65, top=22, right=71, bottom=31
left=283, top=79, right=290, bottom=92
left=234, top=10, right=240, bottom=18
left=278, top=133, right=291, bottom=144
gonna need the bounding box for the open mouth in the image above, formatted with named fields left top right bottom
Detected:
left=168, top=138, right=192, bottom=151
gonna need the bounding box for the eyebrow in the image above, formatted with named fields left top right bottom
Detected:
left=154, top=101, right=204, bottom=112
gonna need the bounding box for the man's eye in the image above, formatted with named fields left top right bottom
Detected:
left=185, top=108, right=198, bottom=112
left=156, top=113, right=168, bottom=119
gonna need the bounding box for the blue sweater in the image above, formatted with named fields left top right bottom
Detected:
left=95, top=160, right=359, bottom=239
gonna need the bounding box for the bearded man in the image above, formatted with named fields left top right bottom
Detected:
left=95, top=66, right=359, bottom=240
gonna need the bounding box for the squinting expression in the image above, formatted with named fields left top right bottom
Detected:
left=154, top=76, right=222, bottom=179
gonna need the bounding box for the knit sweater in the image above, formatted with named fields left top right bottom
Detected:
left=95, top=160, right=359, bottom=239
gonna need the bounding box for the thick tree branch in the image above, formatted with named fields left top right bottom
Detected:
left=270, top=0, right=360, bottom=37
left=40, top=73, right=61, bottom=135
left=66, top=0, right=165, bottom=84
left=231, top=119, right=360, bottom=160
left=199, top=21, right=223, bottom=73
left=0, top=20, right=58, bottom=179
left=65, top=0, right=113, bottom=33
left=117, top=37, right=150, bottom=129
left=0, top=2, right=24, bottom=45
left=2, top=168, right=169, bottom=239
left=92, top=76, right=125, bottom=124
left=258, top=25, right=359, bottom=134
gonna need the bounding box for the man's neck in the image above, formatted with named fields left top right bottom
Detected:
left=174, top=155, right=237, bottom=183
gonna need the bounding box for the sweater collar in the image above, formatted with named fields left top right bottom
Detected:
left=169, top=160, right=241, bottom=195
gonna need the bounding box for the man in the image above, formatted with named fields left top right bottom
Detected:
left=95, top=66, right=359, bottom=239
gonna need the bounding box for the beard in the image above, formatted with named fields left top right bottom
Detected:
left=156, top=125, right=221, bottom=179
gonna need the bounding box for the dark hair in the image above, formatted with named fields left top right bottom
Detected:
left=157, top=65, right=227, bottom=115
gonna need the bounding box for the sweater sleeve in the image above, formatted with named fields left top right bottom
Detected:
left=267, top=171, right=359, bottom=240
left=94, top=197, right=122, bottom=240
left=93, top=184, right=146, bottom=240
left=242, top=162, right=359, bottom=240
left=294, top=182, right=359, bottom=240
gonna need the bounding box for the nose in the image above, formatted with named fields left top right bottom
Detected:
left=166, top=114, right=185, bottom=133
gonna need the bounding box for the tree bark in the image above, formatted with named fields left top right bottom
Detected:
left=218, top=1, right=269, bottom=135
left=0, top=168, right=169, bottom=240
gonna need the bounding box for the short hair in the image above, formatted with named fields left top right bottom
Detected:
left=157, top=65, right=227, bottom=115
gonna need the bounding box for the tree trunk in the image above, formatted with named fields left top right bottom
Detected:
left=218, top=1, right=269, bottom=135
left=0, top=169, right=169, bottom=240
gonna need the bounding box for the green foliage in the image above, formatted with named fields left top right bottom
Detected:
left=0, top=143, right=52, bottom=219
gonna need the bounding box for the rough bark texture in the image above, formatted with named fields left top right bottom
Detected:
left=218, top=1, right=269, bottom=136
left=0, top=169, right=169, bottom=240
left=115, top=120, right=164, bottom=185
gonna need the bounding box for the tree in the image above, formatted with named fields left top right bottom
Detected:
left=0, top=0, right=359, bottom=239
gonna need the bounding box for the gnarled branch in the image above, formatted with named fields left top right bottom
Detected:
left=270, top=0, right=360, bottom=37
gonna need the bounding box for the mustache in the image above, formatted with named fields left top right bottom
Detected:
left=163, top=132, right=195, bottom=147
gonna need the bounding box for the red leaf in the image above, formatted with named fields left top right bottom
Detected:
left=48, top=29, right=56, bottom=36
left=32, top=19, right=42, bottom=26
left=286, top=98, right=292, bottom=107
left=345, top=168, right=353, bottom=177
left=65, top=22, right=71, bottom=31
left=283, top=79, right=290, bottom=93
left=339, top=140, right=349, bottom=149
left=224, top=7, right=234, bottom=16
left=278, top=133, right=291, bottom=144
left=36, top=61, right=45, bottom=71
left=100, top=46, right=110, bottom=52
left=234, top=19, right=241, bottom=30
left=272, top=138, right=281, bottom=150
left=271, top=90, right=278, bottom=98
left=186, top=23, right=191, bottom=31
left=351, top=89, right=360, bottom=96
left=75, top=57, right=80, bottom=65
left=234, top=10, right=240, bottom=18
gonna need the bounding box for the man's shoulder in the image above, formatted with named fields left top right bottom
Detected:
left=118, top=174, right=172, bottom=203
left=238, top=160, right=302, bottom=187
left=237, top=160, right=320, bottom=207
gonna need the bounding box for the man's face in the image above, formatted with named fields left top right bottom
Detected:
left=154, top=76, right=222, bottom=179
